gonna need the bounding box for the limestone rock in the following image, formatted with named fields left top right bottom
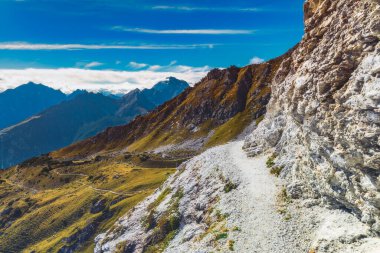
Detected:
left=244, top=0, right=380, bottom=232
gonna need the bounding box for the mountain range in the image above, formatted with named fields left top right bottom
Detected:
left=0, top=77, right=189, bottom=168
left=0, top=0, right=379, bottom=252
left=0, top=82, right=67, bottom=130
left=53, top=57, right=290, bottom=159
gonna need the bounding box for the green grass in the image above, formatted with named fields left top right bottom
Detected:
left=228, top=240, right=235, bottom=251
left=0, top=157, right=175, bottom=253
left=255, top=115, right=265, bottom=125
left=279, top=187, right=291, bottom=204
left=215, top=232, right=228, bottom=240
left=147, top=187, right=172, bottom=211
left=144, top=230, right=177, bottom=253
left=143, top=188, right=184, bottom=253
left=266, top=154, right=284, bottom=177
left=276, top=187, right=292, bottom=221
left=206, top=111, right=253, bottom=148
left=270, top=166, right=283, bottom=177
left=266, top=154, right=277, bottom=168
left=224, top=181, right=238, bottom=193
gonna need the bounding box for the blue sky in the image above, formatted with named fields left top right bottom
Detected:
left=0, top=0, right=305, bottom=92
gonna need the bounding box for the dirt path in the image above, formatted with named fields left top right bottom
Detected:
left=53, top=170, right=129, bottom=196
left=3, top=178, right=39, bottom=194
left=221, top=141, right=311, bottom=253
left=163, top=141, right=312, bottom=253
left=96, top=141, right=380, bottom=253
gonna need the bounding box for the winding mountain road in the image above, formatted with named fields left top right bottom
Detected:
left=53, top=170, right=130, bottom=196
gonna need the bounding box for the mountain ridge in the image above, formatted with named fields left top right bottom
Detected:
left=95, top=0, right=380, bottom=252
left=0, top=78, right=189, bottom=168
left=1, top=0, right=379, bottom=252
left=244, top=0, right=380, bottom=234
left=52, top=50, right=294, bottom=159
left=0, top=82, right=67, bottom=129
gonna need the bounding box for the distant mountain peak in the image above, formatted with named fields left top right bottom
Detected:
left=24, top=81, right=43, bottom=86
left=166, top=76, right=184, bottom=82
left=143, top=77, right=189, bottom=106
left=15, top=82, right=56, bottom=91
left=150, top=76, right=189, bottom=92
left=66, top=89, right=89, bottom=100
left=0, top=83, right=67, bottom=130
left=0, top=77, right=189, bottom=168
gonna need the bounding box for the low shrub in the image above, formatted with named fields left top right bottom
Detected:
left=144, top=211, right=156, bottom=231
left=224, top=181, right=238, bottom=193
left=215, top=232, right=228, bottom=240
left=266, top=154, right=277, bottom=168
left=228, top=240, right=235, bottom=251
left=147, top=187, right=171, bottom=211
left=270, top=166, right=283, bottom=177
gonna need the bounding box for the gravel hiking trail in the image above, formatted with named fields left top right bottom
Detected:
left=224, top=141, right=310, bottom=253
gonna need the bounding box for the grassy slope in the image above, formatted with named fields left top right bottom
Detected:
left=128, top=63, right=277, bottom=152
left=53, top=50, right=293, bottom=160
left=0, top=157, right=175, bottom=252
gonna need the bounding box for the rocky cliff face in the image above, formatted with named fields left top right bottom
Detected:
left=92, top=1, right=380, bottom=252
left=244, top=0, right=380, bottom=232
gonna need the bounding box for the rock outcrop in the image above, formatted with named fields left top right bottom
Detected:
left=244, top=0, right=380, bottom=232
left=92, top=1, right=380, bottom=252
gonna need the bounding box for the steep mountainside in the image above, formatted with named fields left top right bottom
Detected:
left=0, top=82, right=67, bottom=129
left=1, top=0, right=379, bottom=252
left=0, top=42, right=292, bottom=253
left=0, top=78, right=189, bottom=168
left=244, top=0, right=380, bottom=234
left=0, top=80, right=189, bottom=251
left=53, top=52, right=293, bottom=159
left=93, top=0, right=380, bottom=252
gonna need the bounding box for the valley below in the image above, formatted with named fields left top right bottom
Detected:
left=0, top=0, right=379, bottom=252
left=0, top=153, right=181, bottom=252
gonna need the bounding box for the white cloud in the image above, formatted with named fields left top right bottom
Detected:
left=0, top=42, right=216, bottom=50
left=128, top=61, right=148, bottom=69
left=145, top=61, right=210, bottom=72
left=127, top=60, right=210, bottom=73
left=152, top=6, right=259, bottom=12
left=113, top=27, right=255, bottom=35
left=84, top=61, right=103, bottom=68
left=0, top=66, right=211, bottom=94
left=249, top=57, right=265, bottom=64
left=147, top=65, right=162, bottom=71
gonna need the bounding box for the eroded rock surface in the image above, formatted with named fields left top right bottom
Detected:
left=94, top=0, right=380, bottom=252
left=244, top=0, right=380, bottom=232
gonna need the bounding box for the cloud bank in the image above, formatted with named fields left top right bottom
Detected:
left=151, top=6, right=259, bottom=12
left=0, top=66, right=210, bottom=94
left=0, top=42, right=215, bottom=50
left=249, top=57, right=265, bottom=64
left=84, top=61, right=104, bottom=68
left=113, top=27, right=255, bottom=35
left=128, top=62, right=148, bottom=69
